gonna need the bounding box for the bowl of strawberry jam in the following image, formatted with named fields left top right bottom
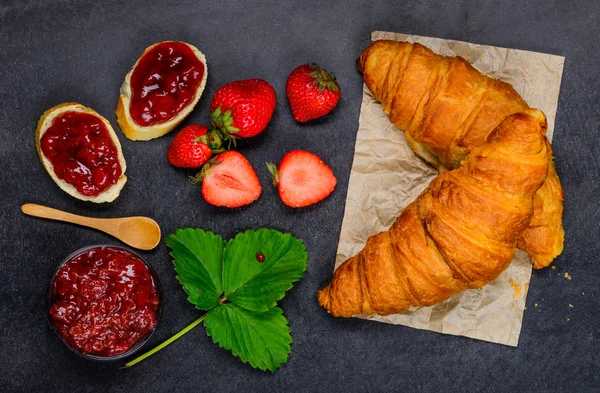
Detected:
left=48, top=245, right=161, bottom=360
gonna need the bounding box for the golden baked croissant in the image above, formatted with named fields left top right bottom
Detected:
left=319, top=110, right=550, bottom=317
left=356, top=40, right=564, bottom=268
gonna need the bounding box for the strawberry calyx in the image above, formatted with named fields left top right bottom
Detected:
left=195, top=129, right=227, bottom=153
left=307, top=62, right=339, bottom=94
left=211, top=107, right=240, bottom=133
left=207, top=106, right=241, bottom=151
left=190, top=156, right=222, bottom=184
left=265, top=162, right=280, bottom=186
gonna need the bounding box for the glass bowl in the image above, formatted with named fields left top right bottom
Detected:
left=47, top=244, right=162, bottom=361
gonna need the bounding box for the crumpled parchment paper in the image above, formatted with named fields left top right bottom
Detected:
left=333, top=31, right=564, bottom=346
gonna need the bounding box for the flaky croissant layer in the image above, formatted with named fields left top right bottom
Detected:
left=319, top=110, right=549, bottom=317
left=355, top=40, right=564, bottom=268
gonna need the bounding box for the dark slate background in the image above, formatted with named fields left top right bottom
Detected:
left=1, top=0, right=598, bottom=391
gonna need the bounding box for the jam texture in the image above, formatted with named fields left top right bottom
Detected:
left=50, top=247, right=159, bottom=356
left=129, top=42, right=205, bottom=126
left=40, top=111, right=122, bottom=197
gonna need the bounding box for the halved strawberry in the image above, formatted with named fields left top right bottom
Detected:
left=266, top=150, right=336, bottom=208
left=193, top=150, right=262, bottom=208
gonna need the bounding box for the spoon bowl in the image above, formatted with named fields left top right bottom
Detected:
left=21, top=203, right=161, bottom=250
left=113, top=216, right=161, bottom=250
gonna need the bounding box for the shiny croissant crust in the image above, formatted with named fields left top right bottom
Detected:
left=319, top=110, right=550, bottom=317
left=356, top=40, right=564, bottom=268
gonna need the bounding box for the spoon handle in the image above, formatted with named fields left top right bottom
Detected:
left=21, top=203, right=111, bottom=232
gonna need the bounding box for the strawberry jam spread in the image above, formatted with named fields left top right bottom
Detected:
left=50, top=246, right=159, bottom=356
left=40, top=112, right=122, bottom=197
left=129, top=42, right=205, bottom=126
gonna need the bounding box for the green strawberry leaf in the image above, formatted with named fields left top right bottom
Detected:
left=149, top=228, right=307, bottom=372
left=166, top=228, right=225, bottom=310
left=222, top=229, right=308, bottom=312
left=204, top=304, right=292, bottom=372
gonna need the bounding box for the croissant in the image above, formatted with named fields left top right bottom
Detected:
left=319, top=110, right=550, bottom=317
left=356, top=40, right=564, bottom=268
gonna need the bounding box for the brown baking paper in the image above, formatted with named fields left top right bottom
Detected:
left=333, top=31, right=565, bottom=346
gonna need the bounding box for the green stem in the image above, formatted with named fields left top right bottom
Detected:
left=123, top=314, right=207, bottom=368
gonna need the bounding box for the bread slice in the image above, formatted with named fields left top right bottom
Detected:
left=36, top=102, right=128, bottom=203
left=115, top=41, right=208, bottom=141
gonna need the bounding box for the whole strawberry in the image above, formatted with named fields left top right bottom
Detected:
left=168, top=124, right=215, bottom=168
left=286, top=62, right=340, bottom=122
left=266, top=150, right=336, bottom=208
left=192, top=150, right=262, bottom=208
left=210, top=79, right=276, bottom=146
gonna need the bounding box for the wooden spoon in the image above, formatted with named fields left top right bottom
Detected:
left=21, top=203, right=161, bottom=251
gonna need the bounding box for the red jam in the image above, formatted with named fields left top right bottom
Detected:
left=50, top=246, right=159, bottom=356
left=40, top=112, right=122, bottom=197
left=129, top=42, right=205, bottom=126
